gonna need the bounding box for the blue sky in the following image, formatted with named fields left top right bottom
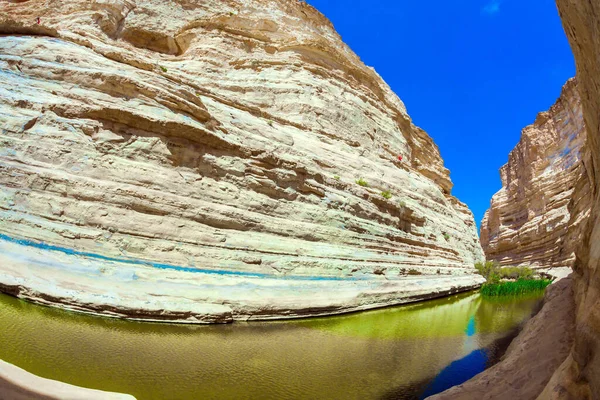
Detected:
left=305, top=0, right=575, bottom=230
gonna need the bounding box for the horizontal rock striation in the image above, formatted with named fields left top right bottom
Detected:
left=480, top=79, right=587, bottom=270
left=0, top=0, right=484, bottom=321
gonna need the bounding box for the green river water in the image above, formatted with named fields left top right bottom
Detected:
left=0, top=291, right=544, bottom=400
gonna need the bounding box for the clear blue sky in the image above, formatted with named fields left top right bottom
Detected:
left=305, top=0, right=575, bottom=230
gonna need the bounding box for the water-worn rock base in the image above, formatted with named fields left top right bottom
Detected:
left=427, top=277, right=575, bottom=400
left=0, top=236, right=484, bottom=323
left=0, top=359, right=135, bottom=400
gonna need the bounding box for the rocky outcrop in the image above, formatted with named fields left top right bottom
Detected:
left=480, top=79, right=588, bottom=270
left=541, top=1, right=600, bottom=398
left=0, top=359, right=135, bottom=400
left=0, top=0, right=484, bottom=321
left=427, top=277, right=576, bottom=400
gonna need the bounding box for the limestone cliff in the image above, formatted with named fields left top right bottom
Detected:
left=541, top=1, right=600, bottom=398
left=0, top=0, right=484, bottom=321
left=480, top=79, right=588, bottom=271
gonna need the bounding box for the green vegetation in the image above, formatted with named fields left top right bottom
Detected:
left=159, top=65, right=167, bottom=73
left=475, top=261, right=552, bottom=297
left=480, top=279, right=552, bottom=296
left=442, top=232, right=450, bottom=241
left=381, top=190, right=392, bottom=199
left=474, top=261, right=500, bottom=282
left=267, top=120, right=273, bottom=126
left=333, top=175, right=340, bottom=181
left=356, top=178, right=369, bottom=187
left=498, top=266, right=534, bottom=280
left=399, top=200, right=406, bottom=207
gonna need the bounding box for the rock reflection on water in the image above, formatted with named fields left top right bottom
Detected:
left=0, top=291, right=543, bottom=400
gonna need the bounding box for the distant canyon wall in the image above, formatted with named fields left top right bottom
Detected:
left=480, top=78, right=588, bottom=270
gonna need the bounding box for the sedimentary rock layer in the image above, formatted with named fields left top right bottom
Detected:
left=480, top=79, right=588, bottom=270
left=0, top=0, right=484, bottom=321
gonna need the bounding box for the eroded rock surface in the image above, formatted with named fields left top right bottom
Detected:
left=0, top=0, right=484, bottom=321
left=0, top=359, right=136, bottom=400
left=480, top=79, right=588, bottom=270
left=543, top=1, right=600, bottom=398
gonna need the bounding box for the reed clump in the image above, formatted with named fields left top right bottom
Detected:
left=480, top=279, right=552, bottom=296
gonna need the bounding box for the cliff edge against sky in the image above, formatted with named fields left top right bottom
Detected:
left=0, top=0, right=484, bottom=322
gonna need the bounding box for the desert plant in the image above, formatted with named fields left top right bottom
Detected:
left=443, top=232, right=450, bottom=241
left=356, top=178, right=369, bottom=187
left=399, top=200, right=406, bottom=207
left=267, top=120, right=273, bottom=126
left=474, top=261, right=501, bottom=283
left=381, top=190, right=392, bottom=199
left=159, top=65, right=167, bottom=72
left=499, top=266, right=534, bottom=280
left=407, top=269, right=422, bottom=276
left=333, top=175, right=340, bottom=181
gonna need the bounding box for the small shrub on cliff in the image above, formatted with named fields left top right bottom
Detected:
left=159, top=65, right=168, bottom=73
left=443, top=232, right=450, bottom=241
left=407, top=269, right=422, bottom=276
left=381, top=190, right=392, bottom=199
left=474, top=261, right=501, bottom=283
left=333, top=175, right=340, bottom=181
left=356, top=178, right=369, bottom=187
left=399, top=200, right=406, bottom=207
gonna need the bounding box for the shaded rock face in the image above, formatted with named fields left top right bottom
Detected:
left=480, top=79, right=588, bottom=270
left=543, top=1, right=600, bottom=398
left=0, top=0, right=484, bottom=321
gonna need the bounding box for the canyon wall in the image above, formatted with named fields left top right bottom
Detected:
left=480, top=78, right=588, bottom=271
left=0, top=0, right=484, bottom=321
left=541, top=1, right=600, bottom=398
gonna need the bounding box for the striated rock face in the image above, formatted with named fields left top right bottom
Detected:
left=542, top=1, right=600, bottom=398
left=0, top=0, right=484, bottom=321
left=480, top=78, right=588, bottom=270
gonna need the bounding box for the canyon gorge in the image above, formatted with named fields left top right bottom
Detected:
left=0, top=0, right=599, bottom=399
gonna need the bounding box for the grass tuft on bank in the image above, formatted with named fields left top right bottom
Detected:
left=480, top=279, right=552, bottom=297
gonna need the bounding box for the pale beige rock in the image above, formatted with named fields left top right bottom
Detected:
left=540, top=1, right=600, bottom=398
left=0, top=359, right=135, bottom=400
left=427, top=277, right=576, bottom=400
left=480, top=79, right=587, bottom=270
left=0, top=0, right=484, bottom=322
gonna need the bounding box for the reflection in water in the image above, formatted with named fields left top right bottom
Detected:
left=0, top=291, right=543, bottom=400
left=419, top=348, right=488, bottom=398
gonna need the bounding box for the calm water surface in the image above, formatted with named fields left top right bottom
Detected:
left=0, top=291, right=543, bottom=400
